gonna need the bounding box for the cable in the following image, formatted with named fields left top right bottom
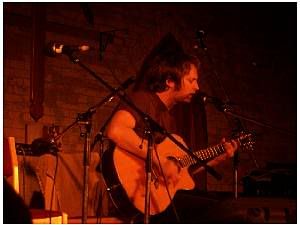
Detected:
left=93, top=134, right=103, bottom=223
left=95, top=145, right=103, bottom=224
left=49, top=154, right=59, bottom=224
left=95, top=182, right=107, bottom=224
left=20, top=147, right=26, bottom=204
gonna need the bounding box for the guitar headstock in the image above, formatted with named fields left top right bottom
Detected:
left=235, top=132, right=255, bottom=152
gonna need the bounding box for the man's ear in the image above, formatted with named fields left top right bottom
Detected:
left=166, top=79, right=175, bottom=89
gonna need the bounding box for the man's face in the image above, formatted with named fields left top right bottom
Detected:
left=174, top=64, right=199, bottom=103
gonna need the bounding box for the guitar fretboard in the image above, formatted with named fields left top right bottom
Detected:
left=179, top=144, right=226, bottom=167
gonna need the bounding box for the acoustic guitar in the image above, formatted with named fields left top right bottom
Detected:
left=101, top=132, right=253, bottom=217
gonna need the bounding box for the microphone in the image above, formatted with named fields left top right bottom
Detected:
left=197, top=91, right=208, bottom=103
left=197, top=92, right=219, bottom=104
left=46, top=42, right=91, bottom=56
left=198, top=92, right=234, bottom=112
left=195, top=30, right=207, bottom=51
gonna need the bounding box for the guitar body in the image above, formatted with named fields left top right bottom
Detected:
left=101, top=134, right=195, bottom=217
left=101, top=131, right=253, bottom=217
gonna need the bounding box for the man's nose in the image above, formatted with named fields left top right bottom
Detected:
left=194, top=82, right=199, bottom=91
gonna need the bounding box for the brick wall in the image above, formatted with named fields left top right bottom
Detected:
left=4, top=2, right=296, bottom=199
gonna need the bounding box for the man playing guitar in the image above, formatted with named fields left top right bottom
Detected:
left=104, top=40, right=245, bottom=223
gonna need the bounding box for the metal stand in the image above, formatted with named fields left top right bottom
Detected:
left=52, top=85, right=134, bottom=223
left=203, top=93, right=295, bottom=199
left=54, top=111, right=95, bottom=224
left=196, top=30, right=240, bottom=198
left=144, top=128, right=154, bottom=224
left=78, top=118, right=92, bottom=223
left=233, top=152, right=239, bottom=199
left=196, top=29, right=296, bottom=200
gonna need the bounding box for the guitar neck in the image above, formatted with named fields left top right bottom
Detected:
left=180, top=143, right=226, bottom=167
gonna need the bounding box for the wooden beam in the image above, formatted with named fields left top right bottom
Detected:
left=30, top=5, right=46, bottom=121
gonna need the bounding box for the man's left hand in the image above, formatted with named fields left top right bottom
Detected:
left=221, top=138, right=239, bottom=158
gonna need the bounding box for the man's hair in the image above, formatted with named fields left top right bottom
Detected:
left=134, top=52, right=200, bottom=92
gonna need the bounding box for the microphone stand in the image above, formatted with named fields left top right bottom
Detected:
left=196, top=31, right=295, bottom=199
left=144, top=122, right=154, bottom=224
left=61, top=50, right=222, bottom=223
left=53, top=77, right=135, bottom=224
left=79, top=113, right=92, bottom=224
left=222, top=108, right=296, bottom=137
left=195, top=30, right=252, bottom=200
left=205, top=96, right=295, bottom=199
left=54, top=107, right=96, bottom=223
left=206, top=95, right=296, bottom=136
